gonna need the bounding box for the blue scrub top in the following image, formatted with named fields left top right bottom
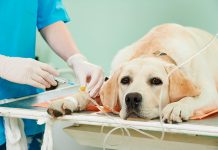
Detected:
left=0, top=0, right=70, bottom=145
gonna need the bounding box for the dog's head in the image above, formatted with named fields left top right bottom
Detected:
left=100, top=57, right=200, bottom=119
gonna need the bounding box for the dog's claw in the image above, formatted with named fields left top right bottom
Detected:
left=64, top=109, right=72, bottom=115
left=163, top=119, right=168, bottom=123
left=47, top=108, right=63, bottom=118
left=172, top=120, right=178, bottom=124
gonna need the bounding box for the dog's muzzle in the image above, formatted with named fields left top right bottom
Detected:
left=125, top=92, right=142, bottom=111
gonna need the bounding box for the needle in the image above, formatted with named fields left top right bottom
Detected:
left=54, top=77, right=67, bottom=83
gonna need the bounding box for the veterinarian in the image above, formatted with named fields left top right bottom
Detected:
left=0, top=0, right=104, bottom=149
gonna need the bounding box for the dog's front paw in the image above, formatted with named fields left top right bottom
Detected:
left=47, top=96, right=79, bottom=118
left=162, top=101, right=193, bottom=123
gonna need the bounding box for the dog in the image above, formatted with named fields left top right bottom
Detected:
left=48, top=24, right=218, bottom=123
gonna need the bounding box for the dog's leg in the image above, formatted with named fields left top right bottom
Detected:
left=47, top=91, right=90, bottom=117
left=163, top=56, right=218, bottom=123
left=162, top=96, right=205, bottom=123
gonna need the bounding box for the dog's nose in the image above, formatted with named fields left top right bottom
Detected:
left=125, top=92, right=142, bottom=110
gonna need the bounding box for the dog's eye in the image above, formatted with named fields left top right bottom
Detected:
left=121, top=76, right=131, bottom=85
left=150, top=77, right=163, bottom=85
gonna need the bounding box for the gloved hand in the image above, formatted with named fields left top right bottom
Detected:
left=0, top=55, right=59, bottom=89
left=67, top=54, right=104, bottom=98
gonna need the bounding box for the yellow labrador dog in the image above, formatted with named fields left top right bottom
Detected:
left=48, top=24, right=218, bottom=123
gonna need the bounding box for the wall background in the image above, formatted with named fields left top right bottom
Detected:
left=36, top=0, right=218, bottom=149
left=37, top=0, right=218, bottom=75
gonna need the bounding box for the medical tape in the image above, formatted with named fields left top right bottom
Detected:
left=65, top=97, right=79, bottom=110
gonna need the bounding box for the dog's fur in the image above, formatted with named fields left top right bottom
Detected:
left=48, top=24, right=218, bottom=123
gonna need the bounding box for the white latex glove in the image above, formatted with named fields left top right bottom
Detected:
left=67, top=54, right=104, bottom=97
left=0, top=55, right=59, bottom=89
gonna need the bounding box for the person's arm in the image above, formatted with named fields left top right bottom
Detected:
left=40, top=21, right=104, bottom=97
left=40, top=21, right=79, bottom=61
left=0, top=55, right=59, bottom=89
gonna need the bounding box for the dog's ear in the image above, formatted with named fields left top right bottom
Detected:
left=165, top=65, right=200, bottom=103
left=100, top=68, right=122, bottom=114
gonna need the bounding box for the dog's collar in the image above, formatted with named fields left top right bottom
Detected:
left=153, top=50, right=177, bottom=65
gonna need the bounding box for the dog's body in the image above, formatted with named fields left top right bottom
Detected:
left=101, top=24, right=218, bottom=122
left=48, top=24, right=218, bottom=123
